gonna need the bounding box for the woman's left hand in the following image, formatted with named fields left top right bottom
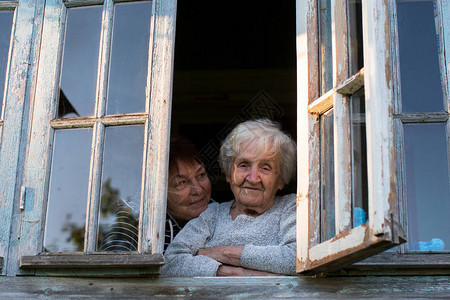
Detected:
left=197, top=246, right=244, bottom=267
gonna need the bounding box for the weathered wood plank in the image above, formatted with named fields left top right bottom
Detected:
left=307, top=88, right=334, bottom=114
left=296, top=0, right=313, bottom=272
left=143, top=0, right=177, bottom=254
left=0, top=0, right=43, bottom=276
left=396, top=112, right=449, bottom=123
left=0, top=276, right=449, bottom=298
left=17, top=0, right=65, bottom=265
left=362, top=0, right=399, bottom=237
left=20, top=253, right=164, bottom=267
left=336, top=68, right=365, bottom=95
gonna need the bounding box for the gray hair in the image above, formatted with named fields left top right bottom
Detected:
left=219, top=119, right=296, bottom=187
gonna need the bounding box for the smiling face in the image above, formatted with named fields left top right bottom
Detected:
left=227, top=143, right=283, bottom=216
left=167, top=160, right=211, bottom=225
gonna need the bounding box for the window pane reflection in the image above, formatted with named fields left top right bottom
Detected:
left=321, top=109, right=335, bottom=241
left=351, top=88, right=368, bottom=227
left=318, top=0, right=333, bottom=95
left=97, top=125, right=144, bottom=251
left=404, top=123, right=450, bottom=251
left=397, top=0, right=444, bottom=112
left=107, top=1, right=152, bottom=115
left=348, top=0, right=363, bottom=75
left=0, top=11, right=13, bottom=114
left=59, top=6, right=102, bottom=118
left=44, top=129, right=92, bottom=252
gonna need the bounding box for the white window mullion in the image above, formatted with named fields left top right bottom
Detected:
left=85, top=122, right=105, bottom=253
left=83, top=0, right=113, bottom=254
left=332, top=0, right=352, bottom=235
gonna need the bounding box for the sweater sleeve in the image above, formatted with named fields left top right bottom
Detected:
left=240, top=194, right=297, bottom=275
left=161, top=203, right=222, bottom=277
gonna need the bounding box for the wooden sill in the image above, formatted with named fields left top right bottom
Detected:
left=20, top=253, right=164, bottom=277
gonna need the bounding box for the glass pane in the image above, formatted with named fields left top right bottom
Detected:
left=0, top=11, right=13, bottom=115
left=318, top=0, right=333, bottom=95
left=404, top=123, right=450, bottom=251
left=107, top=1, right=152, bottom=115
left=321, top=109, right=335, bottom=241
left=58, top=6, right=102, bottom=118
left=97, top=125, right=144, bottom=251
left=351, top=88, right=368, bottom=227
left=397, top=0, right=445, bottom=112
left=348, top=0, right=363, bottom=74
left=44, top=129, right=92, bottom=252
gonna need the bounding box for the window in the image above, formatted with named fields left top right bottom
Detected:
left=16, top=0, right=176, bottom=276
left=296, top=0, right=406, bottom=274
left=297, top=0, right=450, bottom=275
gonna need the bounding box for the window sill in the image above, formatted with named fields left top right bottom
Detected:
left=331, top=252, right=450, bottom=276
left=20, top=253, right=164, bottom=277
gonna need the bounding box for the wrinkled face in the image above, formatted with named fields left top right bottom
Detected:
left=228, top=144, right=283, bottom=213
left=167, top=160, right=211, bottom=225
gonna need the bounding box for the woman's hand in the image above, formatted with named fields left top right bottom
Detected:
left=216, top=265, right=283, bottom=276
left=197, top=246, right=244, bottom=267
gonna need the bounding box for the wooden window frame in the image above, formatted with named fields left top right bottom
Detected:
left=346, top=0, right=450, bottom=275
left=16, top=0, right=176, bottom=276
left=296, top=0, right=406, bottom=275
left=0, top=0, right=35, bottom=276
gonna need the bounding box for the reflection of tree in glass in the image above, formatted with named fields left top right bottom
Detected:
left=60, top=214, right=85, bottom=252
left=97, top=178, right=139, bottom=252
left=61, top=178, right=139, bottom=252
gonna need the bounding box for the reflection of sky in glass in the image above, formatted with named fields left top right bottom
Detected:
left=321, top=109, right=335, bottom=241
left=397, top=0, right=444, bottom=112
left=59, top=6, right=102, bottom=117
left=98, top=125, right=144, bottom=247
left=107, top=1, right=152, bottom=115
left=44, top=129, right=92, bottom=252
left=0, top=11, right=13, bottom=114
left=404, top=124, right=450, bottom=251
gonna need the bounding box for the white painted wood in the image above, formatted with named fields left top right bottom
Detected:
left=362, top=0, right=397, bottom=237
left=0, top=0, right=42, bottom=275
left=142, top=0, right=177, bottom=254
left=309, top=225, right=368, bottom=261
left=296, top=0, right=311, bottom=271
left=332, top=0, right=352, bottom=235
left=17, top=0, right=65, bottom=263
left=334, top=92, right=352, bottom=234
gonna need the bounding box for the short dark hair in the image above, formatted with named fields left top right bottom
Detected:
left=168, top=136, right=203, bottom=175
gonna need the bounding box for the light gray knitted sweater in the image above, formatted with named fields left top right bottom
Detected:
left=161, top=193, right=296, bottom=277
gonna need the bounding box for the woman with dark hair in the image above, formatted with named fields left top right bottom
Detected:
left=164, top=136, right=213, bottom=251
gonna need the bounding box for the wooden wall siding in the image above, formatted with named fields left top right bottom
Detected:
left=0, top=0, right=42, bottom=276
left=0, top=276, right=449, bottom=298
left=145, top=0, right=177, bottom=254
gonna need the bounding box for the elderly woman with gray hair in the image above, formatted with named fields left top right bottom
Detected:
left=162, top=119, right=297, bottom=276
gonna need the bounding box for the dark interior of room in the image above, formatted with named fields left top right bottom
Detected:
left=171, top=0, right=297, bottom=201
